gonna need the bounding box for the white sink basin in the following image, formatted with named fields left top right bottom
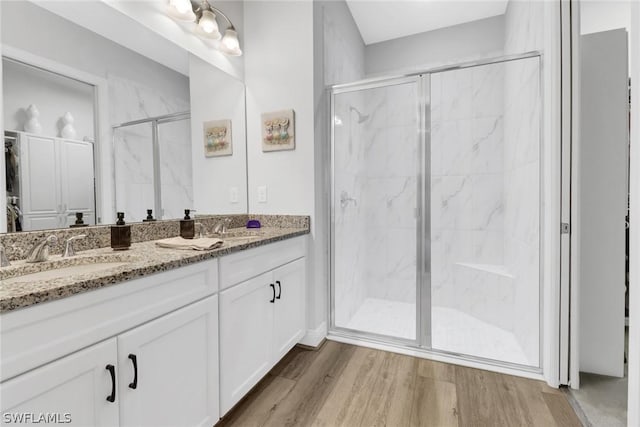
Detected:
left=3, top=262, right=129, bottom=284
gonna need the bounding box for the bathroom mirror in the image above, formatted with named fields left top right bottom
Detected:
left=1, top=0, right=248, bottom=232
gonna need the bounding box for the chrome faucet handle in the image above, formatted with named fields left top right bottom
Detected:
left=0, top=244, right=11, bottom=267
left=26, top=235, right=58, bottom=263
left=63, top=234, right=86, bottom=258
left=213, top=218, right=231, bottom=235
left=195, top=223, right=208, bottom=239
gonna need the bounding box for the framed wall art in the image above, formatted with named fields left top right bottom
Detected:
left=262, top=109, right=295, bottom=152
left=204, top=119, right=232, bottom=157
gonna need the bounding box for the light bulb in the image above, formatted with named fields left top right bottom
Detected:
left=167, top=0, right=195, bottom=21
left=174, top=0, right=190, bottom=14
left=198, top=10, right=220, bottom=40
left=219, top=28, right=241, bottom=56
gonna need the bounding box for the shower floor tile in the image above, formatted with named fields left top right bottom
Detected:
left=344, top=299, right=531, bottom=366
left=432, top=306, right=530, bottom=366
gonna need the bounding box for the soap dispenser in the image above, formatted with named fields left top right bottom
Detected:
left=111, top=212, right=131, bottom=250
left=180, top=209, right=195, bottom=239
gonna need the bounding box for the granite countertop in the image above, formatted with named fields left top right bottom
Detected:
left=0, top=227, right=308, bottom=313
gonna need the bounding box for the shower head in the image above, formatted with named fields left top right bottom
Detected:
left=349, top=106, right=369, bottom=123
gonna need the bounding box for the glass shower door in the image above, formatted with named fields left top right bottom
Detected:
left=332, top=79, right=421, bottom=341
left=428, top=57, right=542, bottom=367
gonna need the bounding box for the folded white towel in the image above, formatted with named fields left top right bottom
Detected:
left=155, top=236, right=224, bottom=251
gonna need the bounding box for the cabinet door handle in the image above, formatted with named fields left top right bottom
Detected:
left=106, top=364, right=116, bottom=402
left=276, top=280, right=282, bottom=299
left=128, top=354, right=138, bottom=389
left=269, top=283, right=275, bottom=303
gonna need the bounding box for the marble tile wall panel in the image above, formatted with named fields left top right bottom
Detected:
left=158, top=118, right=194, bottom=219
left=502, top=54, right=542, bottom=366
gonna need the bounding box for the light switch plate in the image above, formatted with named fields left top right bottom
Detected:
left=229, top=187, right=239, bottom=203
left=257, top=186, right=267, bottom=203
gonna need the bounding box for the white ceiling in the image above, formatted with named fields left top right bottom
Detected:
left=346, top=0, right=509, bottom=45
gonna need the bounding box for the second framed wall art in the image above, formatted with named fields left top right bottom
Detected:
left=262, top=109, right=295, bottom=152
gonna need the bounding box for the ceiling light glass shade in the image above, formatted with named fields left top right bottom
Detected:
left=196, top=10, right=221, bottom=39
left=219, top=28, right=242, bottom=56
left=167, top=0, right=196, bottom=21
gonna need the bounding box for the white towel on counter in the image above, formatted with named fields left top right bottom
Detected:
left=155, top=236, right=224, bottom=251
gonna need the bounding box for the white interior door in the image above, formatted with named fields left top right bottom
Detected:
left=20, top=134, right=60, bottom=216
left=579, top=28, right=629, bottom=377
left=59, top=139, right=95, bottom=214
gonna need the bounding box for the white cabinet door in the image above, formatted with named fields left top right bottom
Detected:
left=272, top=258, right=306, bottom=362
left=219, top=272, right=274, bottom=415
left=19, top=134, right=60, bottom=216
left=59, top=139, right=95, bottom=214
left=21, top=214, right=62, bottom=231
left=117, top=295, right=218, bottom=427
left=0, top=338, right=119, bottom=426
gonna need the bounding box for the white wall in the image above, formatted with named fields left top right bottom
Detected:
left=365, top=15, right=505, bottom=76
left=3, top=59, right=95, bottom=140
left=103, top=0, right=244, bottom=81
left=1, top=2, right=189, bottom=106
left=312, top=0, right=366, bottom=337
left=244, top=1, right=319, bottom=337
left=627, top=2, right=640, bottom=424
left=190, top=54, right=247, bottom=215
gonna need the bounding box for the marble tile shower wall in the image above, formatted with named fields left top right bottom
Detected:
left=333, top=82, right=419, bottom=328
left=430, top=64, right=508, bottom=329
left=361, top=83, right=418, bottom=304
left=430, top=55, right=541, bottom=366
left=158, top=118, right=193, bottom=220
left=503, top=0, right=545, bottom=367
left=333, top=90, right=368, bottom=327
left=110, top=75, right=193, bottom=222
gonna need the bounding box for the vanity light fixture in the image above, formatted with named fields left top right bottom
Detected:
left=167, top=0, right=242, bottom=56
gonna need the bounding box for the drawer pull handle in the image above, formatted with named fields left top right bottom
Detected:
left=269, top=283, right=276, bottom=303
left=128, top=354, right=138, bottom=389
left=276, top=281, right=282, bottom=299
left=106, top=364, right=116, bottom=402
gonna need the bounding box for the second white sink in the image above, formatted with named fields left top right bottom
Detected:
left=3, top=262, right=129, bottom=284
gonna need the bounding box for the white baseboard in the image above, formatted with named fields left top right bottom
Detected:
left=299, top=321, right=327, bottom=348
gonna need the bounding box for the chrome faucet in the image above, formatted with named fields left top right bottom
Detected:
left=213, top=218, right=231, bottom=235
left=195, top=223, right=208, bottom=239
left=0, top=244, right=10, bottom=267
left=26, top=235, right=58, bottom=263
left=63, top=234, right=86, bottom=258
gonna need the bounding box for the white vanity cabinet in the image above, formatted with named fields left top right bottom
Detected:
left=0, top=261, right=219, bottom=426
left=1, top=338, right=120, bottom=426
left=117, top=295, right=219, bottom=427
left=219, top=237, right=306, bottom=415
left=18, top=132, right=95, bottom=230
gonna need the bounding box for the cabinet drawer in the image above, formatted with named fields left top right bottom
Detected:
left=1, top=260, right=218, bottom=382
left=219, top=236, right=306, bottom=290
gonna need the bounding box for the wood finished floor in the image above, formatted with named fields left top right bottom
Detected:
left=217, top=341, right=583, bottom=427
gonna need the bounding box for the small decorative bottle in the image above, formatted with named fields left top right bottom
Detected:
left=24, top=104, right=43, bottom=134
left=111, top=212, right=131, bottom=250
left=60, top=112, right=77, bottom=139
left=70, top=212, right=89, bottom=228
left=180, top=209, right=195, bottom=239
left=143, top=209, right=156, bottom=222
